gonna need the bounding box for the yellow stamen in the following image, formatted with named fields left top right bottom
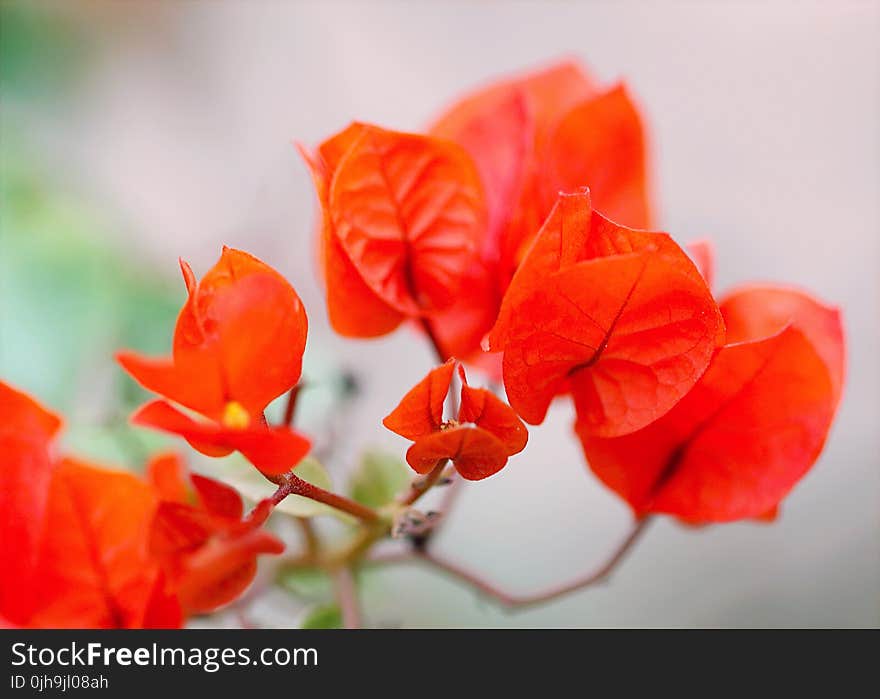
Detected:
left=222, top=401, right=250, bottom=430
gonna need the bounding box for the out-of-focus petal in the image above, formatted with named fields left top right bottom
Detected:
left=541, top=84, right=651, bottom=230
left=146, top=452, right=191, bottom=504
left=426, top=258, right=502, bottom=369
left=687, top=239, right=715, bottom=290
left=173, top=526, right=283, bottom=614
left=28, top=459, right=162, bottom=629
left=190, top=474, right=244, bottom=520
left=0, top=382, right=63, bottom=624
left=720, top=285, right=845, bottom=407
left=432, top=88, right=533, bottom=258
left=579, top=326, right=836, bottom=522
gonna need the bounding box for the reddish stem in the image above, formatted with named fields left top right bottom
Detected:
left=252, top=473, right=381, bottom=524
left=333, top=568, right=362, bottom=629
left=397, top=460, right=448, bottom=507
left=371, top=517, right=652, bottom=610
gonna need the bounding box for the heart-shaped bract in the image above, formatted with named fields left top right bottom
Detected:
left=578, top=281, right=844, bottom=522
left=426, top=61, right=651, bottom=367
left=118, top=247, right=311, bottom=475
left=300, top=122, right=486, bottom=338
left=487, top=189, right=724, bottom=437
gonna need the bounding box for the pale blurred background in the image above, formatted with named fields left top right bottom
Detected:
left=1, top=0, right=877, bottom=627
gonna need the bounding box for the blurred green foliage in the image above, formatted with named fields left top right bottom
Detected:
left=0, top=0, right=181, bottom=468
left=349, top=449, right=410, bottom=508
left=0, top=0, right=89, bottom=99
left=0, top=138, right=181, bottom=465
left=300, top=604, right=342, bottom=630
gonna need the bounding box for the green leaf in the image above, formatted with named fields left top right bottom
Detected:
left=301, top=604, right=342, bottom=630
left=349, top=449, right=410, bottom=508
left=210, top=456, right=352, bottom=521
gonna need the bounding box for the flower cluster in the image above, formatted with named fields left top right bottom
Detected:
left=0, top=380, right=258, bottom=628
left=2, top=247, right=307, bottom=628
left=301, top=61, right=844, bottom=523
left=1, top=59, right=846, bottom=628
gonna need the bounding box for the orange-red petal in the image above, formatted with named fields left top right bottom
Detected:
left=487, top=190, right=592, bottom=349
left=149, top=500, right=283, bottom=615
left=406, top=425, right=509, bottom=481
left=327, top=124, right=486, bottom=315
left=0, top=382, right=62, bottom=624
left=116, top=350, right=226, bottom=421
left=491, top=190, right=721, bottom=433
left=457, top=365, right=527, bottom=455
left=579, top=326, right=836, bottom=522
left=119, top=247, right=307, bottom=420
left=190, top=474, right=243, bottom=520
left=28, top=458, right=164, bottom=628
left=382, top=359, right=456, bottom=440
left=687, top=239, right=715, bottom=290
left=132, top=400, right=310, bottom=476
left=507, top=254, right=720, bottom=433
left=299, top=140, right=405, bottom=337
left=425, top=258, right=502, bottom=368
left=146, top=452, right=192, bottom=504
left=719, top=285, right=845, bottom=407
left=173, top=526, right=283, bottom=614
left=431, top=86, right=533, bottom=257
left=540, top=84, right=651, bottom=230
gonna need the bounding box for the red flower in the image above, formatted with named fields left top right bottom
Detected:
left=383, top=360, right=527, bottom=480
left=118, top=247, right=310, bottom=475
left=146, top=453, right=284, bottom=615
left=0, top=381, right=63, bottom=624
left=486, top=189, right=724, bottom=437
left=1, top=381, right=283, bottom=627
left=27, top=458, right=180, bottom=629
left=578, top=264, right=845, bottom=523
left=426, top=60, right=652, bottom=365
left=299, top=122, right=487, bottom=339
left=0, top=382, right=180, bottom=628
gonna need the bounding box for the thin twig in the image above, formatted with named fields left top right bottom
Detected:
left=250, top=472, right=381, bottom=524
left=296, top=517, right=320, bottom=558
left=397, top=459, right=449, bottom=507
left=369, top=517, right=653, bottom=610
left=333, top=567, right=362, bottom=629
